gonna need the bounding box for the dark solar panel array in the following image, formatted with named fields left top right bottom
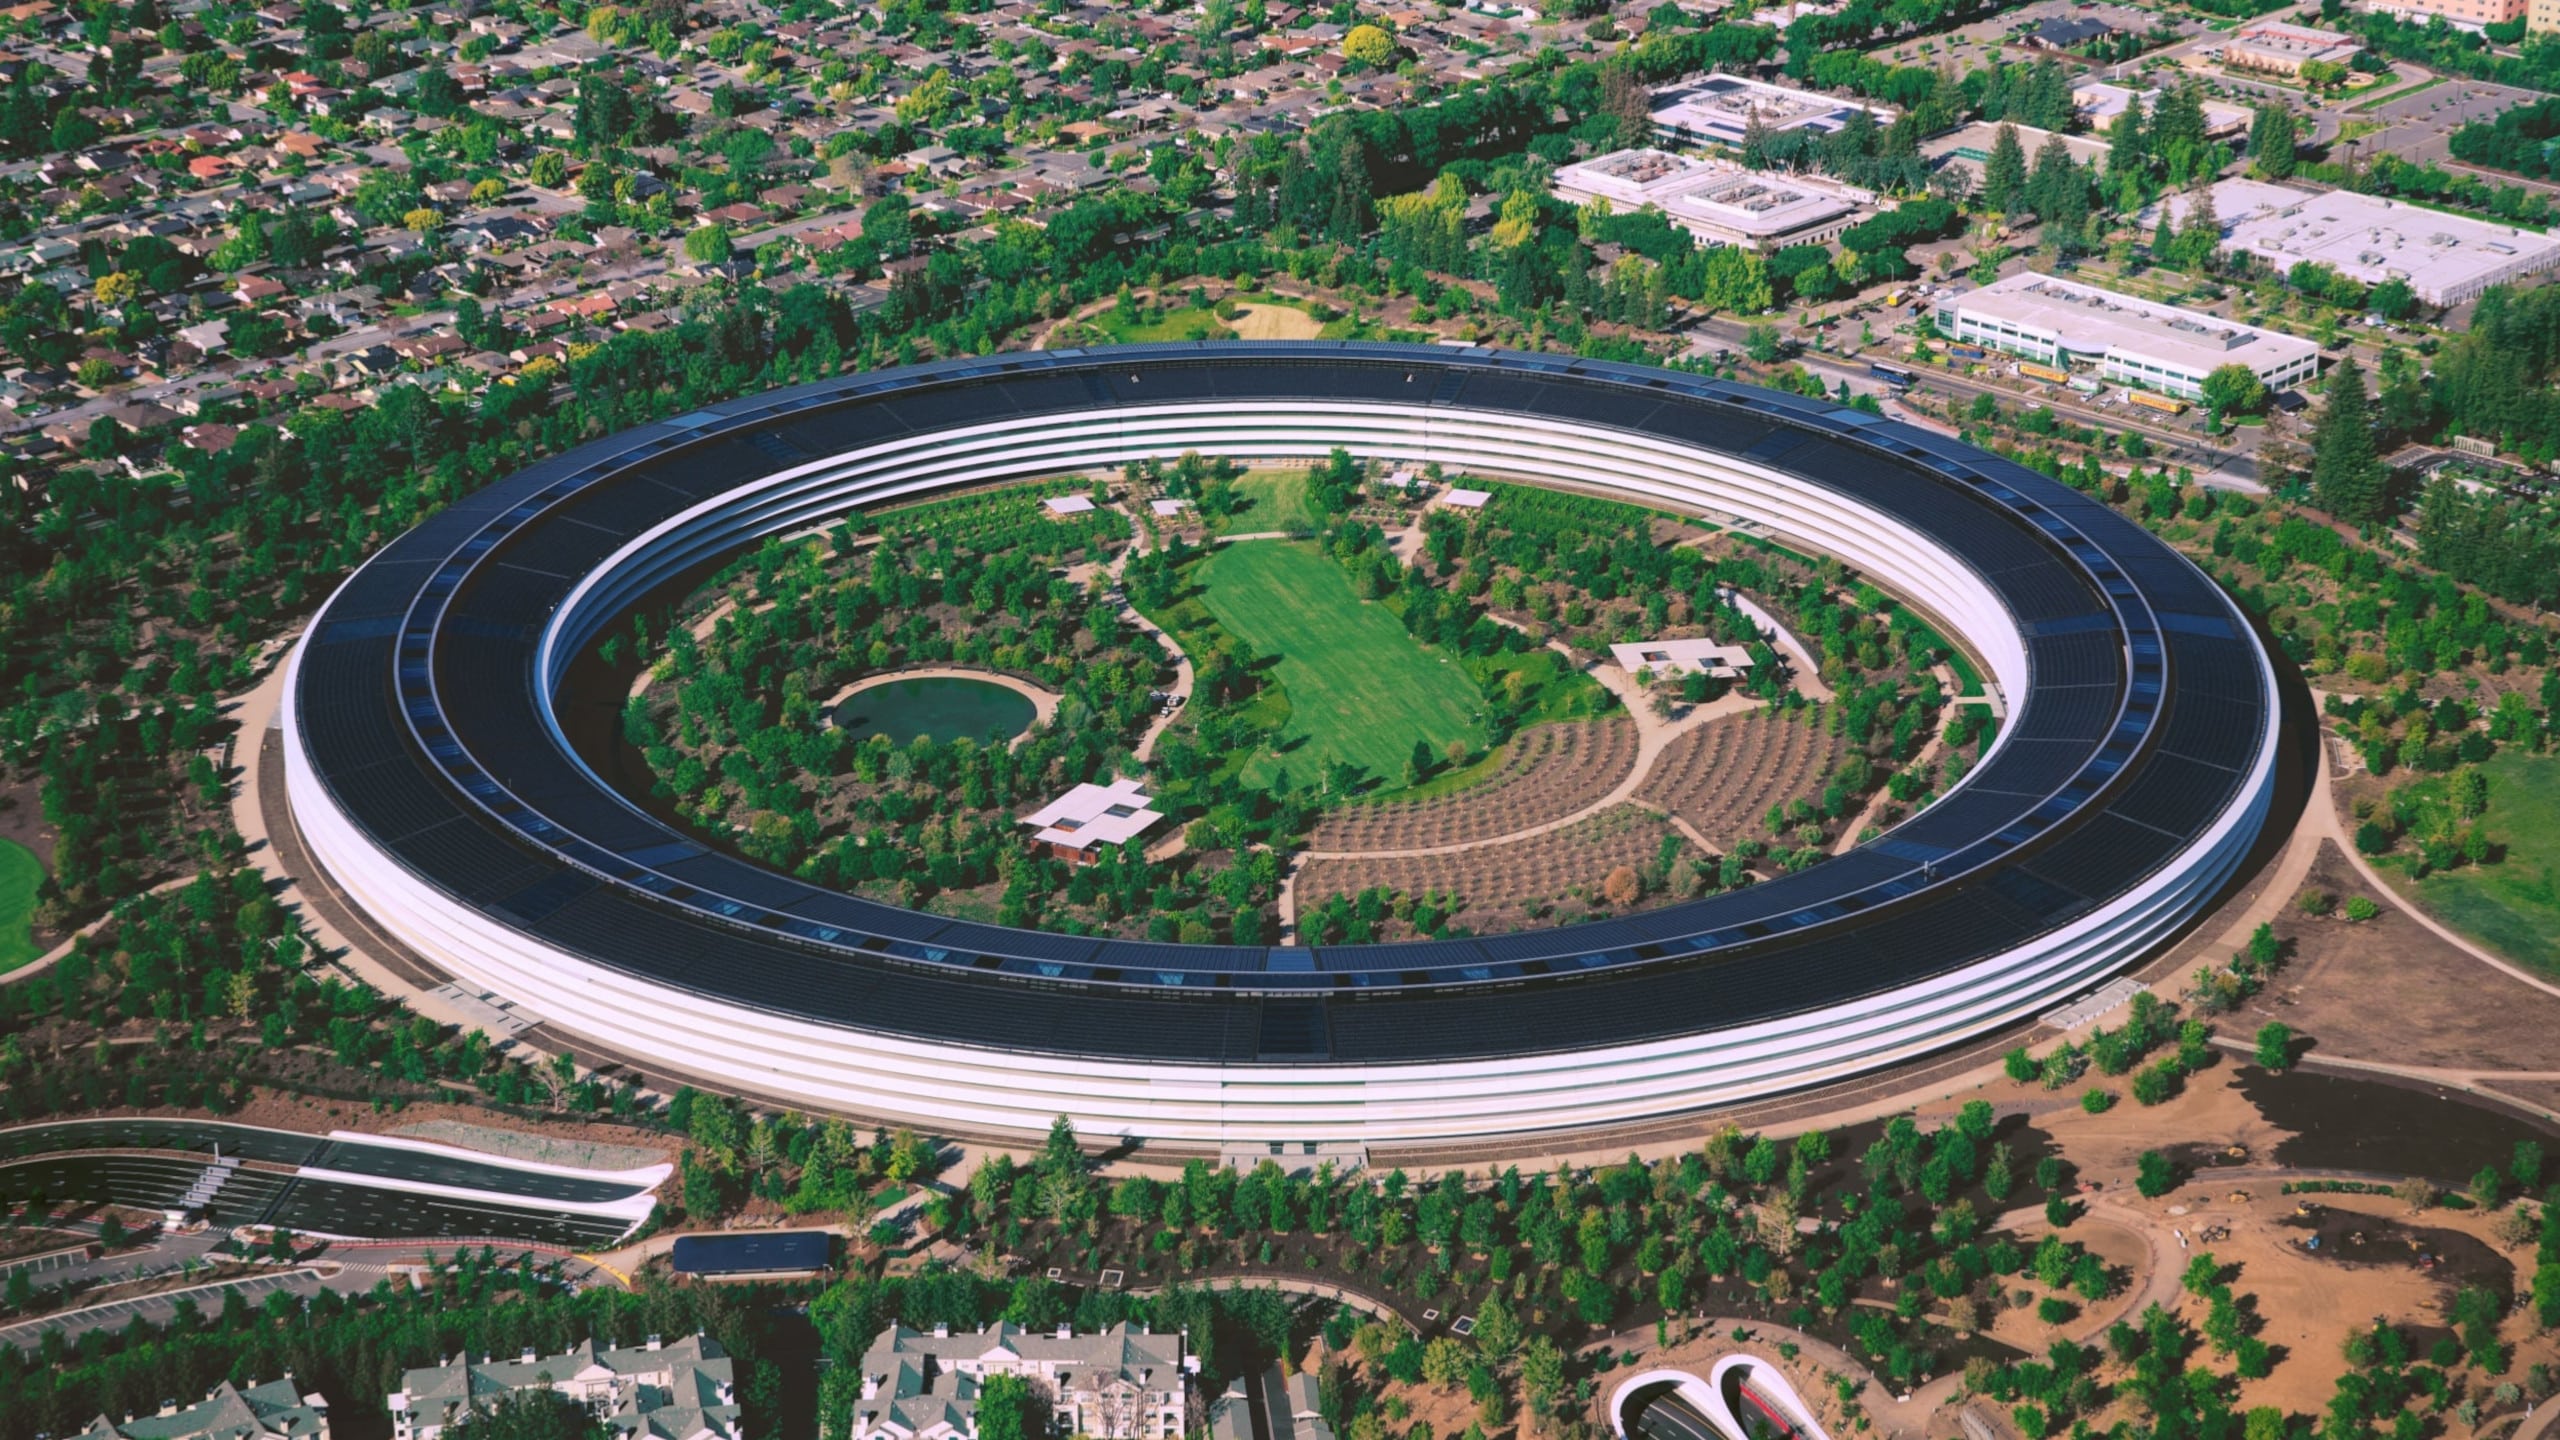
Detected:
left=290, top=343, right=2273, bottom=1065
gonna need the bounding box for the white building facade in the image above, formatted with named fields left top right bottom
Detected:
left=1933, top=272, right=2320, bottom=400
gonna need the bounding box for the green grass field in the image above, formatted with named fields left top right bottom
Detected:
left=1210, top=469, right=1322, bottom=535
left=2412, top=749, right=2560, bottom=977
left=1194, top=541, right=1488, bottom=789
left=0, top=838, right=43, bottom=972
left=1089, top=300, right=1236, bottom=344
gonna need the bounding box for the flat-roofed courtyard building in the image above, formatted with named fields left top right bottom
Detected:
left=1551, top=149, right=1872, bottom=251
left=1921, top=123, right=2110, bottom=184
left=2161, top=179, right=2560, bottom=307
left=1930, top=272, right=2320, bottom=400
left=2215, top=19, right=2364, bottom=74
left=1649, top=74, right=1893, bottom=149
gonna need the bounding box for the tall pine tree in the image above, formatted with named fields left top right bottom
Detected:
left=1982, top=123, right=2028, bottom=216
left=2248, top=105, right=2298, bottom=180
left=2313, top=352, right=2388, bottom=524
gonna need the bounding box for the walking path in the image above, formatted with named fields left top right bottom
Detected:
left=1094, top=503, right=1194, bottom=764
left=2294, top=715, right=2560, bottom=1004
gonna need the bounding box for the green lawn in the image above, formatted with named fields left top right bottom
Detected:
left=1089, top=300, right=1236, bottom=344
left=0, top=838, right=43, bottom=972
left=1193, top=540, right=1488, bottom=790
left=2412, top=749, right=2560, bottom=977
left=1210, top=469, right=1322, bottom=535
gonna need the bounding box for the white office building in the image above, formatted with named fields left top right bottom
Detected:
left=1649, top=74, right=1894, bottom=149
left=1932, top=272, right=2320, bottom=400
left=2159, top=179, right=2560, bottom=307
left=1552, top=149, right=1872, bottom=251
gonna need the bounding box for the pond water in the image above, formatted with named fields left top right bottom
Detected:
left=835, top=676, right=1035, bottom=747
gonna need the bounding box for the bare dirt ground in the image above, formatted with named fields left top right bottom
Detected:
left=1227, top=303, right=1324, bottom=340
left=2258, top=842, right=2560, bottom=1073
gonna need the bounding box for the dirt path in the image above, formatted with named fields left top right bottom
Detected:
left=817, top=668, right=1059, bottom=753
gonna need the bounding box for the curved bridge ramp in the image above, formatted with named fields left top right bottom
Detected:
left=1609, top=1358, right=1834, bottom=1440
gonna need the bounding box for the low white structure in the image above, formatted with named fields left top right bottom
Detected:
left=1650, top=73, right=1894, bottom=148
left=1149, top=498, right=1190, bottom=516
left=1931, top=272, right=2320, bottom=400
left=390, top=1337, right=741, bottom=1440
left=1042, top=494, right=1097, bottom=515
left=1552, top=149, right=1872, bottom=251
left=851, top=1324, right=1194, bottom=1440
left=1442, top=487, right=1492, bottom=509
left=2159, top=179, right=2560, bottom=307
left=1611, top=637, right=1755, bottom=679
left=1022, top=777, right=1163, bottom=863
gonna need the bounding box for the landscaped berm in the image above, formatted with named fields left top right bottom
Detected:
left=1192, top=539, right=1487, bottom=789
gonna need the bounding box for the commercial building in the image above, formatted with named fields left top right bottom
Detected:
left=2214, top=20, right=2364, bottom=75
left=389, top=1336, right=743, bottom=1440
left=1648, top=74, right=1893, bottom=149
left=286, top=347, right=2280, bottom=1149
left=2070, top=83, right=2250, bottom=138
left=851, top=1324, right=1195, bottom=1440
left=1551, top=149, right=1872, bottom=251
left=2164, top=178, right=2560, bottom=307
left=79, top=1379, right=329, bottom=1440
left=1021, top=776, right=1164, bottom=864
left=2353, top=0, right=2522, bottom=31
left=1921, top=123, right=2109, bottom=184
left=1931, top=272, right=2320, bottom=400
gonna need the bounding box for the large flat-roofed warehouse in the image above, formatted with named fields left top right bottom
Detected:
left=1551, top=149, right=1872, bottom=251
left=1650, top=74, right=1894, bottom=148
left=2164, top=179, right=2560, bottom=307
left=1932, top=272, right=2321, bottom=399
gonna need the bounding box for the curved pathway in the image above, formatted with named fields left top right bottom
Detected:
left=2298, top=714, right=2560, bottom=1004
left=819, top=668, right=1060, bottom=752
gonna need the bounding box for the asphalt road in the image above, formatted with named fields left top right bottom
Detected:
left=1630, top=1387, right=1731, bottom=1440
left=0, top=1267, right=328, bottom=1351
